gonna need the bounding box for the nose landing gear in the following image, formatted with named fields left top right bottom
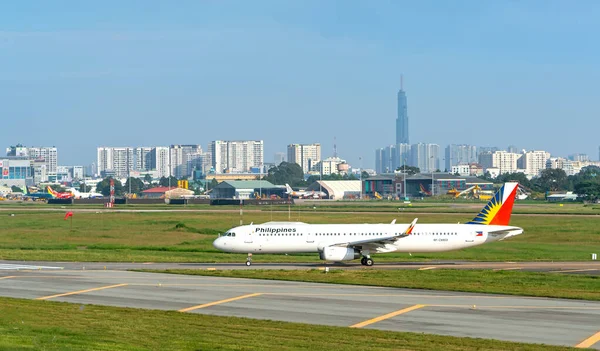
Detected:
left=246, top=253, right=252, bottom=266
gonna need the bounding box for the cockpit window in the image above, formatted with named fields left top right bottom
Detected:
left=225, top=232, right=236, bottom=237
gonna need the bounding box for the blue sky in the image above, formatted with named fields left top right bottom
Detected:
left=2, top=1, right=600, bottom=168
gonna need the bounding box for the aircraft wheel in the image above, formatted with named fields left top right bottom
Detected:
left=360, top=257, right=367, bottom=265
left=365, top=258, right=374, bottom=267
left=246, top=260, right=252, bottom=266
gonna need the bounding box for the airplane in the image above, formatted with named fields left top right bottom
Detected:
left=285, top=184, right=326, bottom=199
left=47, top=186, right=73, bottom=199
left=22, top=186, right=54, bottom=200
left=213, top=182, right=523, bottom=266
left=66, top=187, right=103, bottom=199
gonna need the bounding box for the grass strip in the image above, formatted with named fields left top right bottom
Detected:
left=143, top=269, right=600, bottom=301
left=0, top=296, right=577, bottom=351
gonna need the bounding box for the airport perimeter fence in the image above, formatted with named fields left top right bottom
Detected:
left=61, top=198, right=293, bottom=206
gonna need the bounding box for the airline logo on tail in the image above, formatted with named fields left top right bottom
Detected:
left=466, top=182, right=519, bottom=226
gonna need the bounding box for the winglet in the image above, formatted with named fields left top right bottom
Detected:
left=402, top=218, right=418, bottom=236
left=391, top=219, right=396, bottom=224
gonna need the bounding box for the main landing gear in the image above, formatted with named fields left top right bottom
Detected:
left=360, top=256, right=374, bottom=266
left=246, top=253, right=252, bottom=266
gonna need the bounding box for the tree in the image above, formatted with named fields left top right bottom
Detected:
left=531, top=169, right=568, bottom=192
left=495, top=172, right=532, bottom=189
left=264, top=162, right=305, bottom=186
left=10, top=185, right=22, bottom=193
left=571, top=166, right=600, bottom=201
left=143, top=174, right=152, bottom=184
left=395, top=165, right=420, bottom=176
left=361, top=171, right=370, bottom=179
left=95, top=177, right=124, bottom=197
left=159, top=176, right=178, bottom=187
left=124, top=177, right=145, bottom=194
left=79, top=183, right=92, bottom=192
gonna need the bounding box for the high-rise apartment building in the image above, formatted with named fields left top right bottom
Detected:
left=134, top=147, right=154, bottom=172
left=445, top=144, right=477, bottom=170
left=97, top=147, right=134, bottom=178
left=287, top=143, right=321, bottom=173
left=518, top=150, right=550, bottom=178
left=396, top=82, right=409, bottom=144
left=410, top=143, right=440, bottom=173
left=150, top=147, right=170, bottom=178
left=210, top=140, right=264, bottom=173
left=479, top=151, right=522, bottom=175
left=170, top=144, right=203, bottom=179
left=6, top=145, right=57, bottom=180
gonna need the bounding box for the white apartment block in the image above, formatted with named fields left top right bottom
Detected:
left=316, top=157, right=347, bottom=176
left=151, top=147, right=170, bottom=178
left=8, top=146, right=58, bottom=181
left=518, top=150, right=550, bottom=178
left=451, top=164, right=470, bottom=176
left=287, top=143, right=321, bottom=173
left=210, top=140, right=264, bottom=173
left=479, top=151, right=522, bottom=175
left=97, top=147, right=134, bottom=178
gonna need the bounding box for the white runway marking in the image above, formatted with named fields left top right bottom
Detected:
left=0, top=264, right=63, bottom=271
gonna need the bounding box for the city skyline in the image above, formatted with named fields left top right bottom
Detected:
left=3, top=2, right=600, bottom=166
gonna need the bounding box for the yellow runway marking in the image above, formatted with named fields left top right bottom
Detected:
left=36, top=283, right=128, bottom=300
left=179, top=293, right=263, bottom=313
left=418, top=266, right=437, bottom=271
left=548, top=269, right=598, bottom=273
left=350, top=304, right=426, bottom=328
left=0, top=276, right=16, bottom=280
left=576, top=330, right=600, bottom=348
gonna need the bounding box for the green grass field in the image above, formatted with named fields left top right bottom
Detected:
left=0, top=205, right=599, bottom=262
left=0, top=297, right=579, bottom=351
left=146, top=268, right=600, bottom=301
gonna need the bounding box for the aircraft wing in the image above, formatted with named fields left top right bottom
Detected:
left=330, top=218, right=418, bottom=248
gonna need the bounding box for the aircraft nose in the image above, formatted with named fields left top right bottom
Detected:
left=213, top=237, right=226, bottom=251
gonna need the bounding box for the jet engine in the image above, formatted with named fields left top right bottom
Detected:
left=319, top=246, right=360, bottom=261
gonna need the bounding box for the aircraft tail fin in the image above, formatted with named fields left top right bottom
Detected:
left=47, top=186, right=58, bottom=197
left=285, top=183, right=293, bottom=193
left=466, top=182, right=519, bottom=226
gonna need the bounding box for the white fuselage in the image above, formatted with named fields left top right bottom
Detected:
left=213, top=222, right=523, bottom=255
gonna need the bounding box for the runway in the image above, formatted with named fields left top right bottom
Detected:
left=1, top=260, right=600, bottom=275
left=1, top=268, right=600, bottom=348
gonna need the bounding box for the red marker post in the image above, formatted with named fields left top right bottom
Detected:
left=64, top=211, right=74, bottom=230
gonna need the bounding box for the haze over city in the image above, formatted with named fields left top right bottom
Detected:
left=2, top=1, right=600, bottom=167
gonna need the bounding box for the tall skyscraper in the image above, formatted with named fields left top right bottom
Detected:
left=396, top=78, right=409, bottom=144
left=287, top=143, right=321, bottom=173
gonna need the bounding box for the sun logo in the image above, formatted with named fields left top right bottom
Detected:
left=467, top=188, right=504, bottom=225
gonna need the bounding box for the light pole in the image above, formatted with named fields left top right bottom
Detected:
left=359, top=156, right=362, bottom=200
left=259, top=163, right=262, bottom=199
left=403, top=159, right=407, bottom=200
left=430, top=156, right=435, bottom=197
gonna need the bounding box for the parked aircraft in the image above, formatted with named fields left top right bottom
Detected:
left=22, top=186, right=54, bottom=200
left=67, top=188, right=103, bottom=199
left=213, top=183, right=523, bottom=266
left=47, top=186, right=73, bottom=199
left=285, top=184, right=326, bottom=199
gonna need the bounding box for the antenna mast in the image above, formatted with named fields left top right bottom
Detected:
left=333, top=137, right=337, bottom=158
